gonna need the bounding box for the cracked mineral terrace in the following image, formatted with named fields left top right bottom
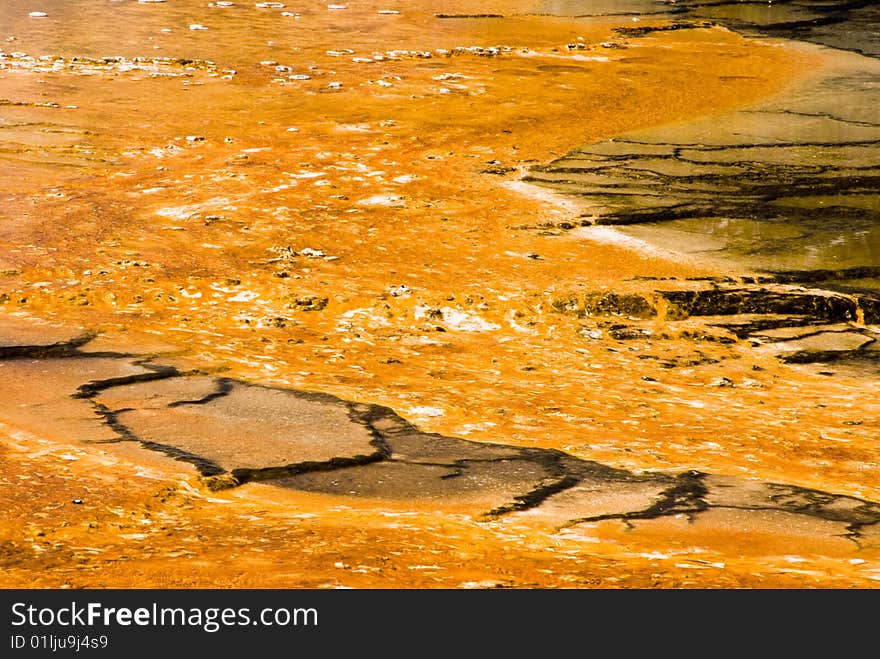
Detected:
left=3, top=325, right=879, bottom=547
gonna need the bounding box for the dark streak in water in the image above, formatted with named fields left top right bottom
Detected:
left=167, top=377, right=236, bottom=408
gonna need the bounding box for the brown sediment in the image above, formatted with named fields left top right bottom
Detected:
left=2, top=1, right=878, bottom=588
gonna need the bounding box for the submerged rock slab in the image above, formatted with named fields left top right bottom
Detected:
left=0, top=317, right=87, bottom=350
left=274, top=459, right=552, bottom=508
left=0, top=356, right=160, bottom=443
left=101, top=381, right=379, bottom=471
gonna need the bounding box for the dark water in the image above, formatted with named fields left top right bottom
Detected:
left=529, top=1, right=880, bottom=291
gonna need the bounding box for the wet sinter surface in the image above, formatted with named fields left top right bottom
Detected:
left=1, top=1, right=879, bottom=587
left=525, top=45, right=880, bottom=377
